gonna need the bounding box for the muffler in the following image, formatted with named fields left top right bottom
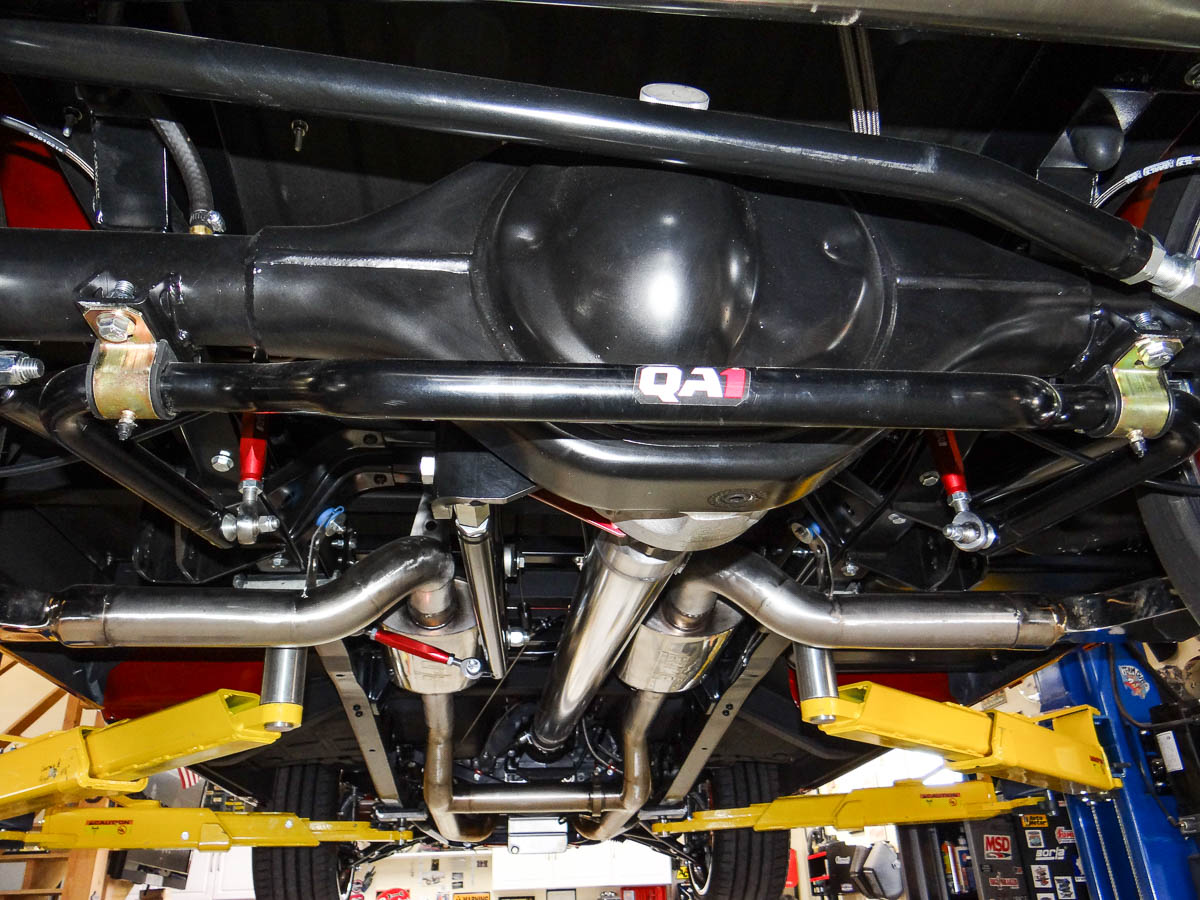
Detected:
left=572, top=589, right=741, bottom=841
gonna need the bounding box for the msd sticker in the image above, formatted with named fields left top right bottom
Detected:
left=635, top=365, right=749, bottom=405
left=983, top=833, right=1012, bottom=860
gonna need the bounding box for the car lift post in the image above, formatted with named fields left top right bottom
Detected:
left=1039, top=643, right=1200, bottom=900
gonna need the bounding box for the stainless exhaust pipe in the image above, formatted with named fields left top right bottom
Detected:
left=422, top=693, right=496, bottom=843
left=450, top=785, right=622, bottom=815
left=573, top=689, right=666, bottom=842
left=668, top=546, right=1064, bottom=649
left=531, top=534, right=684, bottom=754
left=0, top=535, right=453, bottom=647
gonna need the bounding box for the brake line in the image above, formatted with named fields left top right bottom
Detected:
left=0, top=114, right=94, bottom=180
left=1094, top=155, right=1200, bottom=208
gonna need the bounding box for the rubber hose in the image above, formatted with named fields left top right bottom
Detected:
left=151, top=118, right=214, bottom=228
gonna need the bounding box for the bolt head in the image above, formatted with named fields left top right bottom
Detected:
left=210, top=449, right=235, bottom=473
left=1186, top=62, right=1200, bottom=89
left=271, top=553, right=288, bottom=569
left=918, top=470, right=940, bottom=487
left=887, top=512, right=907, bottom=526
left=95, top=311, right=135, bottom=343
left=841, top=560, right=860, bottom=577
left=1136, top=338, right=1176, bottom=369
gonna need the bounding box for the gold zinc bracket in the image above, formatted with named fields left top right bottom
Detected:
left=1107, top=333, right=1183, bottom=455
left=80, top=292, right=174, bottom=437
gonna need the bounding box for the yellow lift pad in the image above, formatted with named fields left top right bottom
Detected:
left=1, top=804, right=412, bottom=852
left=0, top=689, right=301, bottom=820
left=800, top=681, right=1119, bottom=795
left=653, top=777, right=1036, bottom=835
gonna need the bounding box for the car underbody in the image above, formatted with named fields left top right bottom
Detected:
left=1, top=2, right=1200, bottom=897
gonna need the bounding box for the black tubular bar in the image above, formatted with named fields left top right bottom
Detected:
left=0, top=20, right=1154, bottom=280
left=36, top=367, right=232, bottom=549
left=158, top=360, right=1114, bottom=432
left=982, top=390, right=1200, bottom=554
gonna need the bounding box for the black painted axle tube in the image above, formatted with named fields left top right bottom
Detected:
left=158, top=360, right=1113, bottom=432
left=0, top=19, right=1154, bottom=280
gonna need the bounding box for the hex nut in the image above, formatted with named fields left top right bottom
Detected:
left=210, top=449, right=235, bottom=473
left=95, top=311, right=135, bottom=343
left=1135, top=337, right=1176, bottom=369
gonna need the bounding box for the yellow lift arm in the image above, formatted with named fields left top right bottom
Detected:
left=653, top=777, right=1036, bottom=835
left=0, top=688, right=301, bottom=820
left=1, top=804, right=412, bottom=852
left=0, top=679, right=1119, bottom=849
left=800, top=681, right=1120, bottom=795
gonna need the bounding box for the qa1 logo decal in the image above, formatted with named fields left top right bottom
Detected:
left=635, top=366, right=749, bottom=406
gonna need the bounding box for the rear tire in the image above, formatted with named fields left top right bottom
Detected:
left=252, top=764, right=351, bottom=900
left=1139, top=484, right=1200, bottom=624
left=682, top=762, right=791, bottom=900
